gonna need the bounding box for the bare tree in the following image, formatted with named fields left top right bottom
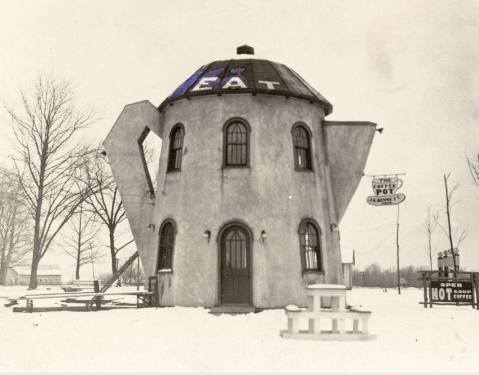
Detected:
left=0, top=168, right=31, bottom=284
left=423, top=206, right=438, bottom=271
left=83, top=154, right=134, bottom=285
left=434, top=173, right=466, bottom=271
left=62, top=201, right=103, bottom=280
left=467, top=153, right=479, bottom=187
left=7, top=76, right=97, bottom=289
left=121, top=260, right=145, bottom=286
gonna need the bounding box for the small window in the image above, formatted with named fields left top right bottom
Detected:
left=299, top=220, right=322, bottom=272
left=167, top=125, right=184, bottom=172
left=292, top=124, right=312, bottom=170
left=157, top=221, right=176, bottom=271
left=224, top=120, right=249, bottom=167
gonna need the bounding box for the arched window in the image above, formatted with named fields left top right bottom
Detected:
left=298, top=220, right=322, bottom=272
left=292, top=124, right=312, bottom=170
left=224, top=120, right=249, bottom=167
left=167, top=125, right=184, bottom=172
left=157, top=221, right=176, bottom=271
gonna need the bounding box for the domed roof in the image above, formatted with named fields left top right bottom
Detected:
left=159, top=56, right=333, bottom=115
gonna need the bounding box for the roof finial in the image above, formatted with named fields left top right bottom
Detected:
left=237, top=45, right=254, bottom=55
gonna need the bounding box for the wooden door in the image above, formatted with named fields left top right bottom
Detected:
left=221, top=225, right=251, bottom=304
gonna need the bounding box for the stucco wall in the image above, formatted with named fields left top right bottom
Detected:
left=105, top=94, right=375, bottom=308
left=149, top=95, right=342, bottom=308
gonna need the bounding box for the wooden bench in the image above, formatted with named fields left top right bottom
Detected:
left=62, top=281, right=96, bottom=292
left=11, top=291, right=153, bottom=312
left=280, top=284, right=375, bottom=341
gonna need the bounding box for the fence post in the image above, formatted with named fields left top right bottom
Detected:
left=474, top=274, right=479, bottom=310
left=422, top=272, right=427, bottom=308
left=26, top=299, right=33, bottom=313
left=93, top=280, right=101, bottom=311
left=428, top=273, right=433, bottom=308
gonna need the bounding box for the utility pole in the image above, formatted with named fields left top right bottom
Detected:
left=364, top=172, right=406, bottom=294
left=396, top=204, right=401, bottom=294
left=426, top=207, right=434, bottom=271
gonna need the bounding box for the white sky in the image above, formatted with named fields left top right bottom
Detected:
left=1, top=0, right=479, bottom=278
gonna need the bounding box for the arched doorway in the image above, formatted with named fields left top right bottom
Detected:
left=220, top=224, right=251, bottom=304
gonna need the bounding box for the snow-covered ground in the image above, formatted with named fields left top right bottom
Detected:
left=1, top=286, right=478, bottom=373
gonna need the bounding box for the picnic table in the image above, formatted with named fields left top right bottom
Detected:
left=280, top=284, right=374, bottom=340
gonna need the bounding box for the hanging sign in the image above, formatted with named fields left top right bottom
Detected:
left=367, top=176, right=406, bottom=206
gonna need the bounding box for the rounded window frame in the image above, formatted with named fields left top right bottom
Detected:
left=222, top=117, right=251, bottom=169
left=166, top=123, right=185, bottom=173
left=157, top=218, right=177, bottom=273
left=297, top=218, right=323, bottom=274
left=291, top=122, right=314, bottom=172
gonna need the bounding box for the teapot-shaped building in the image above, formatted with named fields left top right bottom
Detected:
left=104, top=46, right=376, bottom=309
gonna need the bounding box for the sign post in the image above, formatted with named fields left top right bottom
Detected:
left=396, top=204, right=401, bottom=294
left=366, top=174, right=406, bottom=294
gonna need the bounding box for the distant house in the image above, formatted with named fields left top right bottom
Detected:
left=6, top=265, right=62, bottom=285
left=398, top=277, right=408, bottom=288
left=342, top=250, right=355, bottom=290
left=5, top=267, right=18, bottom=285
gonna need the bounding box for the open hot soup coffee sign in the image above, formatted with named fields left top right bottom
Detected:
left=419, top=270, right=479, bottom=309
left=430, top=280, right=474, bottom=303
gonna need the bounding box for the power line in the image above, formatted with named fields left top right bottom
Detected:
left=355, top=229, right=396, bottom=255
left=342, top=223, right=397, bottom=233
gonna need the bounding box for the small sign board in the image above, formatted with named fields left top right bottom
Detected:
left=367, top=194, right=406, bottom=206
left=367, top=176, right=406, bottom=206
left=430, top=280, right=473, bottom=303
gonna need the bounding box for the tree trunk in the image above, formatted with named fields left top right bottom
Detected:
left=427, top=208, right=433, bottom=271
left=0, top=242, right=7, bottom=285
left=428, top=233, right=433, bottom=271
left=75, top=256, right=81, bottom=280
left=29, top=253, right=40, bottom=289
left=75, top=204, right=82, bottom=280
left=29, top=233, right=42, bottom=289
left=0, top=263, right=7, bottom=285
left=444, top=174, right=457, bottom=271
left=109, top=227, right=121, bottom=286
left=29, top=213, right=43, bottom=289
left=2, top=206, right=18, bottom=285
left=29, top=137, right=48, bottom=290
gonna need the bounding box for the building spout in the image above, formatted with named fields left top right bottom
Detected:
left=103, top=100, right=163, bottom=264
left=323, top=121, right=376, bottom=223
